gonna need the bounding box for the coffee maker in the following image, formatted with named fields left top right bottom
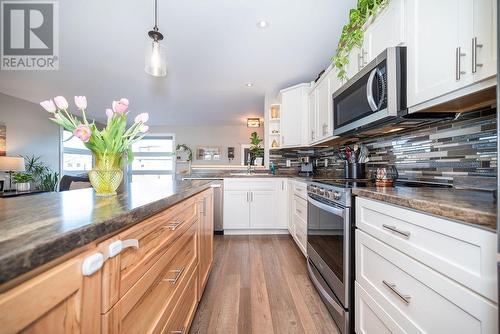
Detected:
left=299, top=156, right=314, bottom=176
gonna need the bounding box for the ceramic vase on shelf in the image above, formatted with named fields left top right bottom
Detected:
left=88, top=152, right=124, bottom=197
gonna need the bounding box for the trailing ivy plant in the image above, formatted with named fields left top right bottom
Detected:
left=332, top=0, right=390, bottom=81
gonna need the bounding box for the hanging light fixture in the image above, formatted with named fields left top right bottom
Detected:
left=145, top=0, right=167, bottom=77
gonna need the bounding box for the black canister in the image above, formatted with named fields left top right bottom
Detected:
left=344, top=163, right=366, bottom=179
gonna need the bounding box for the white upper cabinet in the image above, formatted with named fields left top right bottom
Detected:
left=407, top=0, right=474, bottom=107
left=345, top=0, right=406, bottom=80
left=472, top=0, right=497, bottom=82
left=316, top=74, right=330, bottom=141
left=280, top=83, right=310, bottom=148
left=307, top=66, right=340, bottom=145
left=363, top=0, right=406, bottom=62
left=405, top=0, right=498, bottom=108
left=308, top=88, right=317, bottom=143
left=345, top=46, right=364, bottom=80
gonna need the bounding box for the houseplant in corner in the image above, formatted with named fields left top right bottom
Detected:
left=40, top=96, right=149, bottom=196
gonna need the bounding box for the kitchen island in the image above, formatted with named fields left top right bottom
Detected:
left=0, top=179, right=215, bottom=285
left=0, top=179, right=216, bottom=333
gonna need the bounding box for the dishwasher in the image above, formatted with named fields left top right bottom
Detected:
left=182, top=177, right=224, bottom=233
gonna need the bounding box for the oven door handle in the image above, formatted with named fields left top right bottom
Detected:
left=308, top=196, right=345, bottom=218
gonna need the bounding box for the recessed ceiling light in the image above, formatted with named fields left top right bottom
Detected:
left=257, top=20, right=268, bottom=28
left=246, top=83, right=254, bottom=87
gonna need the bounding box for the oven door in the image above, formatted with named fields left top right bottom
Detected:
left=307, top=194, right=351, bottom=308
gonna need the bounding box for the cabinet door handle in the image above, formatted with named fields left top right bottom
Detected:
left=455, top=47, right=466, bottom=80
left=322, top=123, right=328, bottom=136
left=171, top=327, right=186, bottom=334
left=247, top=192, right=249, bottom=202
left=250, top=192, right=253, bottom=202
left=383, top=280, right=411, bottom=304
left=296, top=208, right=302, bottom=214
left=472, top=37, right=483, bottom=73
left=164, top=219, right=183, bottom=231
left=163, top=267, right=185, bottom=284
left=82, top=252, right=104, bottom=276
left=382, top=224, right=411, bottom=238
left=311, top=130, right=315, bottom=140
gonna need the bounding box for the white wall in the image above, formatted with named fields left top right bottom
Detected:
left=150, top=124, right=264, bottom=166
left=0, top=93, right=61, bottom=172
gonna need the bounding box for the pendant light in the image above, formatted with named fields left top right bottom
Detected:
left=145, top=0, right=167, bottom=77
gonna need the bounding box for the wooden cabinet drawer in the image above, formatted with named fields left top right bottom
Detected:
left=292, top=195, right=307, bottom=222
left=355, top=282, right=405, bottom=334
left=356, top=229, right=497, bottom=334
left=161, top=264, right=198, bottom=334
left=114, top=197, right=198, bottom=299
left=102, top=221, right=198, bottom=334
left=356, top=197, right=497, bottom=301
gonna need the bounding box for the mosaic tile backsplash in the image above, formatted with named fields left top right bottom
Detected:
left=269, top=108, right=497, bottom=184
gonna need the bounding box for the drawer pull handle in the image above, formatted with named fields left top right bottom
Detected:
left=382, top=224, right=411, bottom=238
left=163, top=267, right=185, bottom=284
left=165, top=219, right=184, bottom=231
left=383, top=280, right=411, bottom=304
left=171, top=327, right=185, bottom=334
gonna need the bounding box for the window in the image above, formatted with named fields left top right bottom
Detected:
left=129, top=135, right=175, bottom=182
left=62, top=130, right=92, bottom=175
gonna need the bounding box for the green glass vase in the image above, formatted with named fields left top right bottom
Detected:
left=88, top=152, right=124, bottom=197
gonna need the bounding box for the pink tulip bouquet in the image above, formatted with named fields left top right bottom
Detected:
left=40, top=96, right=149, bottom=195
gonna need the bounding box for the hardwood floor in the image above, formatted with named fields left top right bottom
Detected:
left=190, top=235, right=340, bottom=334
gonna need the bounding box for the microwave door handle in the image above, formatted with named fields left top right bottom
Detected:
left=376, top=69, right=386, bottom=109
left=366, top=68, right=379, bottom=112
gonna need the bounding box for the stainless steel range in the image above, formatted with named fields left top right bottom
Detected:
left=306, top=180, right=357, bottom=334
left=306, top=179, right=452, bottom=333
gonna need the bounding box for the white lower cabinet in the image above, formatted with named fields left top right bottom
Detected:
left=355, top=282, right=405, bottom=334
left=355, top=197, right=498, bottom=334
left=223, top=178, right=287, bottom=231
left=223, top=190, right=250, bottom=229
left=288, top=180, right=308, bottom=256
left=249, top=190, right=278, bottom=229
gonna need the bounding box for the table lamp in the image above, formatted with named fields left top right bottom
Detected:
left=0, top=156, right=25, bottom=192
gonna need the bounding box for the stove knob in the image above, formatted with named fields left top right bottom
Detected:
left=326, top=190, right=334, bottom=199
left=333, top=191, right=341, bottom=200
left=318, top=188, right=325, bottom=196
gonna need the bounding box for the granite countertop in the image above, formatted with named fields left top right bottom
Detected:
left=352, top=187, right=497, bottom=231
left=0, top=179, right=216, bottom=285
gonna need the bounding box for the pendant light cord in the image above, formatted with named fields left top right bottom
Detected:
left=153, top=0, right=158, bottom=31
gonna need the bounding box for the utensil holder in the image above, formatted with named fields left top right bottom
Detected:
left=344, top=163, right=366, bottom=179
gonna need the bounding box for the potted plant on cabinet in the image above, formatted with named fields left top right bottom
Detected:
left=249, top=132, right=264, bottom=166
left=12, top=172, right=34, bottom=192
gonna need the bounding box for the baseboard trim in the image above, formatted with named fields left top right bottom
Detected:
left=224, top=229, right=290, bottom=235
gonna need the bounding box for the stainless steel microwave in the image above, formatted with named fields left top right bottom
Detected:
left=333, top=46, right=407, bottom=136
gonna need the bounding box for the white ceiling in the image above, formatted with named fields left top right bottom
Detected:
left=0, top=0, right=355, bottom=125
